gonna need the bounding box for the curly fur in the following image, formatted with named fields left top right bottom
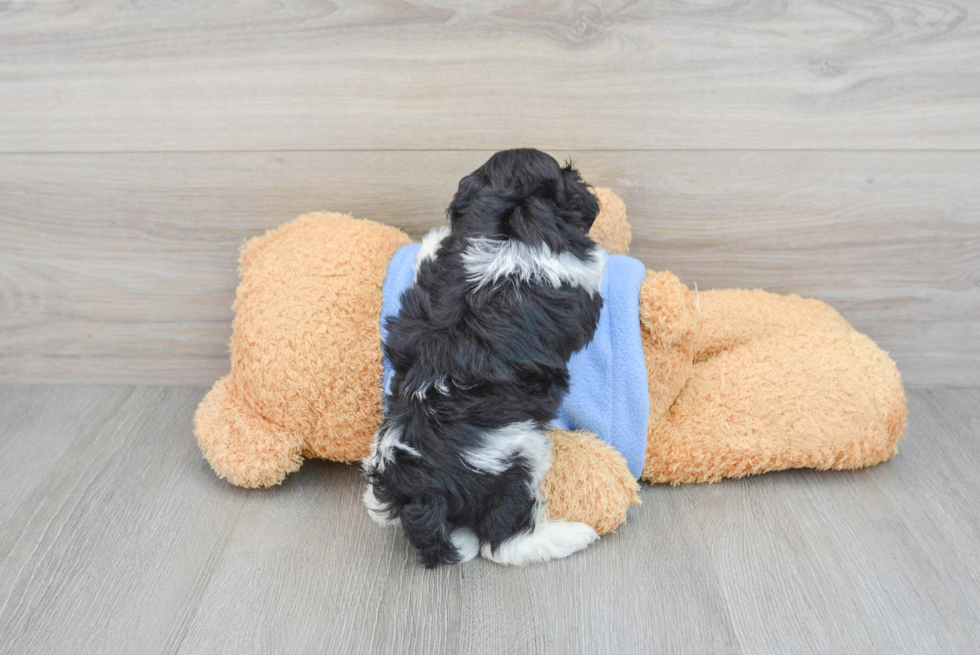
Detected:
left=363, top=149, right=605, bottom=567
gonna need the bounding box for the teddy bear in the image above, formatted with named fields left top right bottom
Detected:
left=194, top=188, right=907, bottom=535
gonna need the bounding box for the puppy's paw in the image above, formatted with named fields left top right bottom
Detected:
left=451, top=528, right=480, bottom=563
left=362, top=484, right=399, bottom=527
left=545, top=520, right=600, bottom=558
left=480, top=520, right=599, bottom=566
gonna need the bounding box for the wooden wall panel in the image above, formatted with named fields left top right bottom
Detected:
left=1, top=0, right=978, bottom=152
left=1, top=151, right=976, bottom=385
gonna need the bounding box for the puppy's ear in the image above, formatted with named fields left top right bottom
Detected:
left=447, top=173, right=485, bottom=226
left=559, top=162, right=600, bottom=232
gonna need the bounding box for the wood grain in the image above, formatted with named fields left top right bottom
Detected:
left=0, top=387, right=248, bottom=655
left=883, top=389, right=980, bottom=586
left=1, top=386, right=977, bottom=654
left=686, top=389, right=980, bottom=653
left=0, top=385, right=120, bottom=525
left=1, top=0, right=979, bottom=152
left=2, top=150, right=977, bottom=386
left=2, top=1, right=978, bottom=651
left=179, top=464, right=741, bottom=654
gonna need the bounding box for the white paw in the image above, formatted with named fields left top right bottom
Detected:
left=555, top=521, right=601, bottom=553
left=362, top=484, right=399, bottom=527
left=481, top=520, right=599, bottom=566
left=451, top=528, right=480, bottom=563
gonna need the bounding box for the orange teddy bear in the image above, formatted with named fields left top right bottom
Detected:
left=194, top=189, right=906, bottom=535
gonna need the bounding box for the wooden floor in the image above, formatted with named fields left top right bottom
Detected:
left=0, top=385, right=976, bottom=654
left=3, top=1, right=979, bottom=653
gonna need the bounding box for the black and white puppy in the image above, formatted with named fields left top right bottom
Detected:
left=363, top=149, right=606, bottom=567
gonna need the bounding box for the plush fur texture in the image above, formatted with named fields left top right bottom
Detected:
left=363, top=149, right=606, bottom=567
left=539, top=428, right=642, bottom=534
left=586, top=188, right=631, bottom=255
left=194, top=186, right=907, bottom=543
left=642, top=285, right=907, bottom=483
left=195, top=213, right=411, bottom=488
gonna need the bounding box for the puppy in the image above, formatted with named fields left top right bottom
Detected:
left=363, top=149, right=606, bottom=567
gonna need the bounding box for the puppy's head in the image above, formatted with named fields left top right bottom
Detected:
left=448, top=149, right=599, bottom=251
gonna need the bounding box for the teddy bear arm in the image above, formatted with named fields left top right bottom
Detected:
left=637, top=270, right=701, bottom=424
left=542, top=428, right=641, bottom=535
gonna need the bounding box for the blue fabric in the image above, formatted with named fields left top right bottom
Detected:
left=379, top=244, right=421, bottom=403
left=379, top=243, right=649, bottom=479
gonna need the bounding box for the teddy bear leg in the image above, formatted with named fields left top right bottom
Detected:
left=643, top=317, right=907, bottom=485
left=194, top=375, right=305, bottom=488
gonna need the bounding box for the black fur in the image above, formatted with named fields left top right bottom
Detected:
left=364, top=149, right=603, bottom=567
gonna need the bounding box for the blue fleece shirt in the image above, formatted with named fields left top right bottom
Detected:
left=379, top=243, right=649, bottom=479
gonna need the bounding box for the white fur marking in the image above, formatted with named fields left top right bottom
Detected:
left=451, top=528, right=480, bottom=563
left=362, top=483, right=399, bottom=527
left=461, top=421, right=552, bottom=493
left=362, top=424, right=419, bottom=525
left=365, top=424, right=421, bottom=474
left=480, top=517, right=599, bottom=566
left=408, top=377, right=450, bottom=401
left=412, top=383, right=430, bottom=402
left=463, top=421, right=600, bottom=565
left=414, top=224, right=451, bottom=279
left=461, top=238, right=606, bottom=294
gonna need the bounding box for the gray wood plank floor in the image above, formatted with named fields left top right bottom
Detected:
left=0, top=386, right=977, bottom=654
